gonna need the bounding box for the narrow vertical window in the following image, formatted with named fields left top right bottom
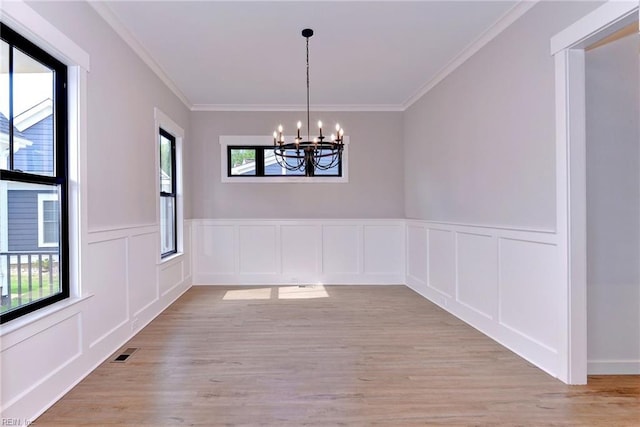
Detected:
left=159, top=128, right=176, bottom=257
left=0, top=23, right=69, bottom=323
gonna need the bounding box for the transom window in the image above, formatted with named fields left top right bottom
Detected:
left=221, top=136, right=349, bottom=183
left=228, top=145, right=341, bottom=177
left=0, top=23, right=69, bottom=323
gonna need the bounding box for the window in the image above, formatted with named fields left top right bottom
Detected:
left=159, top=128, right=176, bottom=257
left=228, top=145, right=342, bottom=177
left=221, top=136, right=349, bottom=183
left=0, top=23, right=68, bottom=324
left=38, top=193, right=59, bottom=247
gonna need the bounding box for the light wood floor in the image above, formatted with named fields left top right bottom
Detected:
left=35, top=286, right=639, bottom=426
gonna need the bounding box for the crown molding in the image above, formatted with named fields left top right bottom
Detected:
left=190, top=104, right=405, bottom=112
left=88, top=1, right=193, bottom=110
left=401, top=0, right=538, bottom=110
left=88, top=0, right=537, bottom=114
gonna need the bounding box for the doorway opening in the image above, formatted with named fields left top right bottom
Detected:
left=552, top=3, right=639, bottom=384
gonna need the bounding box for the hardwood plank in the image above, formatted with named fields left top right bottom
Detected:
left=35, top=286, right=639, bottom=426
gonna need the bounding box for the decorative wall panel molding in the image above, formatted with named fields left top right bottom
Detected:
left=405, top=220, right=561, bottom=377
left=192, top=219, right=406, bottom=285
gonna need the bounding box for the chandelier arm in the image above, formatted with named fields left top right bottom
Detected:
left=274, top=148, right=304, bottom=171
left=313, top=150, right=340, bottom=170
left=274, top=148, right=300, bottom=171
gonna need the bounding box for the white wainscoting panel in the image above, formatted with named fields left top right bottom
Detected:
left=322, top=225, right=360, bottom=275
left=363, top=225, right=405, bottom=274
left=196, top=225, right=235, bottom=275
left=192, top=219, right=405, bottom=285
left=499, top=238, right=560, bottom=352
left=1, top=312, right=81, bottom=408
left=281, top=225, right=320, bottom=278
left=238, top=225, right=277, bottom=274
left=159, top=260, right=184, bottom=297
left=427, top=228, right=456, bottom=297
left=456, top=232, right=498, bottom=319
left=405, top=220, right=561, bottom=378
left=85, top=237, right=129, bottom=348
left=128, top=232, right=158, bottom=316
left=182, top=222, right=192, bottom=279
left=406, top=225, right=428, bottom=289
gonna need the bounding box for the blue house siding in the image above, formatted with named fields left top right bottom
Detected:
left=262, top=163, right=338, bottom=176
left=14, top=115, right=54, bottom=175
left=4, top=113, right=55, bottom=253
left=7, top=190, right=40, bottom=252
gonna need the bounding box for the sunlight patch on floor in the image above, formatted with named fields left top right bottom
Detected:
left=222, top=288, right=272, bottom=300
left=278, top=285, right=328, bottom=299
left=221, top=285, right=329, bottom=300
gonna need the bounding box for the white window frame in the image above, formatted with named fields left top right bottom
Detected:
left=37, top=192, right=59, bottom=248
left=154, top=108, right=184, bottom=263
left=0, top=0, right=90, bottom=323
left=220, top=135, right=349, bottom=184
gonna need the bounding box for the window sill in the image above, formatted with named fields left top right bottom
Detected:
left=159, top=251, right=184, bottom=265
left=0, top=294, right=93, bottom=339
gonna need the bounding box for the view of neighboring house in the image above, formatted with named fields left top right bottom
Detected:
left=231, top=147, right=340, bottom=176
left=0, top=99, right=58, bottom=303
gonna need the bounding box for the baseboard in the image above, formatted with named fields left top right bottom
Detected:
left=588, top=360, right=640, bottom=375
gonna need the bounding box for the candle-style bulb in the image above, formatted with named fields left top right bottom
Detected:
left=335, top=123, right=340, bottom=132
left=273, top=131, right=277, bottom=138
left=278, top=124, right=283, bottom=133
left=317, top=120, right=322, bottom=129
left=297, top=121, right=302, bottom=129
left=330, top=134, right=336, bottom=142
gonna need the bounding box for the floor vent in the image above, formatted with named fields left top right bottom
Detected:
left=111, top=347, right=139, bottom=363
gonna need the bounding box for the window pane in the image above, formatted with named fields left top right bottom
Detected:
left=0, top=41, right=9, bottom=170
left=159, top=133, right=173, bottom=192
left=1, top=181, right=62, bottom=315
left=229, top=148, right=257, bottom=176
left=42, top=199, right=59, bottom=245
left=265, top=149, right=304, bottom=176
left=312, top=150, right=341, bottom=176
left=160, top=195, right=175, bottom=255
left=264, top=149, right=285, bottom=175
left=12, top=47, right=54, bottom=176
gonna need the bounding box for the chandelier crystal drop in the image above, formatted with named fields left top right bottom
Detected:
left=273, top=28, right=344, bottom=177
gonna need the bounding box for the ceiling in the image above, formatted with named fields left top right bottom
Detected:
left=95, top=1, right=522, bottom=111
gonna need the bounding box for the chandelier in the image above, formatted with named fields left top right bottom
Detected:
left=273, top=28, right=344, bottom=177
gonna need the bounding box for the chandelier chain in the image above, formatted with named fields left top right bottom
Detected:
left=272, top=28, right=344, bottom=177
left=306, top=35, right=310, bottom=143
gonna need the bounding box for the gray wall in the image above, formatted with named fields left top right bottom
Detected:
left=28, top=1, right=192, bottom=229
left=189, top=111, right=404, bottom=219
left=403, top=1, right=601, bottom=229
left=586, top=32, right=640, bottom=369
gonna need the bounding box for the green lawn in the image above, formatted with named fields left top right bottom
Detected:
left=1, top=272, right=60, bottom=313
